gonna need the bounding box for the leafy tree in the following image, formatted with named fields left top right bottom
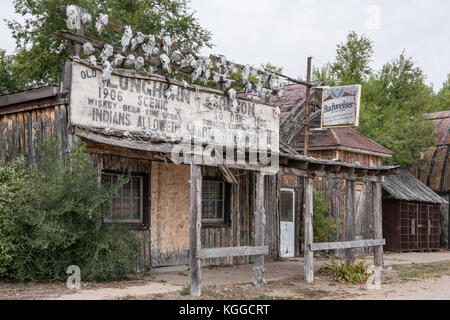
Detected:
left=357, top=53, right=436, bottom=167
left=0, top=50, right=25, bottom=94
left=435, top=74, right=450, bottom=110
left=3, top=0, right=212, bottom=93
left=330, top=31, right=374, bottom=85
left=312, top=189, right=336, bottom=242
left=311, top=63, right=337, bottom=86
left=313, top=31, right=437, bottom=168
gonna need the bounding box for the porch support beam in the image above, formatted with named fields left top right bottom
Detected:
left=373, top=179, right=384, bottom=267
left=253, top=171, right=266, bottom=287
left=345, top=180, right=356, bottom=263
left=304, top=177, right=314, bottom=283
left=189, top=163, right=202, bottom=296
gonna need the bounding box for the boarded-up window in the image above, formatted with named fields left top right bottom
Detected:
left=102, top=173, right=143, bottom=223
left=202, top=180, right=224, bottom=221
left=281, top=190, right=294, bottom=222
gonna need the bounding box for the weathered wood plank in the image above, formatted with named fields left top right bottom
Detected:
left=197, top=246, right=268, bottom=259
left=189, top=163, right=202, bottom=296
left=345, top=180, right=356, bottom=263
left=253, top=171, right=266, bottom=287
left=373, top=180, right=383, bottom=267
left=310, top=239, right=386, bottom=251
left=304, top=177, right=314, bottom=283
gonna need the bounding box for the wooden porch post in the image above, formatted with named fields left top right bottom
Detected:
left=253, top=171, right=266, bottom=287
left=189, top=163, right=202, bottom=296
left=345, top=180, right=356, bottom=263
left=304, top=177, right=314, bottom=283
left=373, top=178, right=383, bottom=267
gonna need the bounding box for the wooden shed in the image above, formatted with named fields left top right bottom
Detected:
left=382, top=169, right=447, bottom=252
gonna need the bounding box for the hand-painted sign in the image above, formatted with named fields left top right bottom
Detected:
left=321, top=85, right=361, bottom=128
left=70, top=61, right=279, bottom=152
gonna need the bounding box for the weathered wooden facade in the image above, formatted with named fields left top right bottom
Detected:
left=413, top=110, right=450, bottom=248
left=382, top=170, right=446, bottom=252
left=262, top=83, right=395, bottom=258
left=0, top=5, right=402, bottom=296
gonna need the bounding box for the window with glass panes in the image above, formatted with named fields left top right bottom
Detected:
left=102, top=173, right=143, bottom=223
left=202, top=179, right=225, bottom=222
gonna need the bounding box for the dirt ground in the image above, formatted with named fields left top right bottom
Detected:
left=0, top=251, right=449, bottom=300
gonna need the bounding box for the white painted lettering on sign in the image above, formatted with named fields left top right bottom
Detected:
left=321, top=85, right=361, bottom=128
left=69, top=61, right=279, bottom=152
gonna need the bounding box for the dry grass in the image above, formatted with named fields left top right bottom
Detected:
left=392, top=261, right=450, bottom=280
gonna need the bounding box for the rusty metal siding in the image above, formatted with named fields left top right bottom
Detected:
left=382, top=199, right=441, bottom=252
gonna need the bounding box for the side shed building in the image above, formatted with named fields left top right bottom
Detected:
left=382, top=169, right=447, bottom=252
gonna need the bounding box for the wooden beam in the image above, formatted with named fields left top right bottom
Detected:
left=189, top=163, right=202, bottom=296
left=310, top=239, right=386, bottom=251
left=373, top=181, right=383, bottom=267
left=253, top=171, right=266, bottom=287
left=345, top=180, right=356, bottom=263
left=290, top=160, right=309, bottom=170
left=304, top=177, right=314, bottom=283
left=308, top=163, right=325, bottom=172
left=197, top=246, right=268, bottom=259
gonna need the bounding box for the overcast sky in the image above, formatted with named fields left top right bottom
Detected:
left=1, top=0, right=449, bottom=91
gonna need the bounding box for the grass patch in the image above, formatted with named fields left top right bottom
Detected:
left=319, top=259, right=371, bottom=284
left=297, top=289, right=330, bottom=298
left=392, top=261, right=450, bottom=280
left=180, top=284, right=190, bottom=296
left=253, top=295, right=284, bottom=300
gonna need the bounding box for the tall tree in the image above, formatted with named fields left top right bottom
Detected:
left=357, top=53, right=436, bottom=167
left=3, top=0, right=212, bottom=93
left=313, top=31, right=437, bottom=168
left=435, top=74, right=450, bottom=110
left=330, top=31, right=374, bottom=85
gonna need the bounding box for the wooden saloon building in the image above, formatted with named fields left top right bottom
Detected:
left=0, top=6, right=397, bottom=295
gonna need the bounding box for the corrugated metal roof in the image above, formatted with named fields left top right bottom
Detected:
left=413, top=110, right=450, bottom=192
left=383, top=169, right=447, bottom=204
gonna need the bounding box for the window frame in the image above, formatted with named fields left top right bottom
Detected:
left=101, top=169, right=150, bottom=230
left=201, top=176, right=231, bottom=228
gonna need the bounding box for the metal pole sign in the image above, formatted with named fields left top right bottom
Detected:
left=321, top=85, right=361, bottom=128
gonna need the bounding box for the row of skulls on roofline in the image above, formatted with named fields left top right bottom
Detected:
left=66, top=5, right=283, bottom=117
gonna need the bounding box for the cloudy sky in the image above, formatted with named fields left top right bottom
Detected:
left=1, top=0, right=449, bottom=90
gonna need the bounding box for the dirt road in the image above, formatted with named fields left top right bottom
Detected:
left=0, top=251, right=449, bottom=300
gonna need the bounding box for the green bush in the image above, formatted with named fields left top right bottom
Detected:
left=319, top=259, right=372, bottom=284
left=0, top=139, right=139, bottom=282
left=313, top=189, right=336, bottom=242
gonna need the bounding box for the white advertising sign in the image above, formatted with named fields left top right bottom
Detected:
left=69, top=61, right=279, bottom=152
left=321, top=85, right=361, bottom=128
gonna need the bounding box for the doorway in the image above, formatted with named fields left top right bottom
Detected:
left=280, top=188, right=295, bottom=258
